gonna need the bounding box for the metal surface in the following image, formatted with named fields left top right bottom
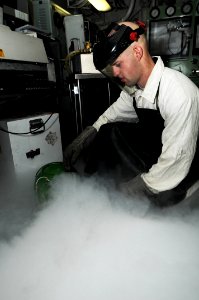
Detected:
left=75, top=73, right=105, bottom=79
left=0, top=25, right=58, bottom=118
left=0, top=25, right=48, bottom=63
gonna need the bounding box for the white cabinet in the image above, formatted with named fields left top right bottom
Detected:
left=0, top=113, right=63, bottom=182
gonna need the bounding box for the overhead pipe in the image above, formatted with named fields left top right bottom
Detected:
left=119, top=0, right=136, bottom=21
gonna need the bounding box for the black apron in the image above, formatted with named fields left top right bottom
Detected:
left=79, top=98, right=199, bottom=207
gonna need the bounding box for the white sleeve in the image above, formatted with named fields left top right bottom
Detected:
left=142, top=93, right=199, bottom=192
left=93, top=91, right=138, bottom=131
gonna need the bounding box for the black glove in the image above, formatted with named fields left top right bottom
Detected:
left=63, top=126, right=97, bottom=171
left=119, top=175, right=156, bottom=199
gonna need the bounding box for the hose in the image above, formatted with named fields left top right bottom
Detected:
left=119, top=0, right=136, bottom=21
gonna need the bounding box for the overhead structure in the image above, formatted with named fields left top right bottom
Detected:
left=87, top=0, right=111, bottom=11
left=51, top=2, right=71, bottom=15
left=67, top=0, right=111, bottom=11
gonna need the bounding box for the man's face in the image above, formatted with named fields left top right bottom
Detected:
left=111, top=46, right=141, bottom=87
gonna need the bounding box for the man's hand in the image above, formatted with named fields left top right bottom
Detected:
left=63, top=126, right=97, bottom=171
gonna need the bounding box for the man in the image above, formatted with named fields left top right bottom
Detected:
left=64, top=20, right=199, bottom=207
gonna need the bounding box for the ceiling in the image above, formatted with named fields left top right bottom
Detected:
left=53, top=0, right=147, bottom=29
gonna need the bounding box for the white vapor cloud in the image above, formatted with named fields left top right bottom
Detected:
left=0, top=173, right=199, bottom=300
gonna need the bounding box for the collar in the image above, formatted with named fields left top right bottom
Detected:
left=141, top=56, right=165, bottom=104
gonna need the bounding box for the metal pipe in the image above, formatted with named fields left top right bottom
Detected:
left=119, top=0, right=136, bottom=21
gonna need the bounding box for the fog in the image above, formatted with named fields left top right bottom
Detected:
left=0, top=172, right=199, bottom=300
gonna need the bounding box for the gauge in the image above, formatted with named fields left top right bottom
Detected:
left=197, top=3, right=199, bottom=14
left=165, top=6, right=176, bottom=17
left=181, top=3, right=193, bottom=15
left=150, top=7, right=160, bottom=19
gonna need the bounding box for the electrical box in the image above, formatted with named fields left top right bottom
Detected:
left=80, top=53, right=100, bottom=73
left=64, top=14, right=85, bottom=53
left=32, top=0, right=54, bottom=35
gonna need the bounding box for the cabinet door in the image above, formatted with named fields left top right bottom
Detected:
left=78, top=78, right=120, bottom=130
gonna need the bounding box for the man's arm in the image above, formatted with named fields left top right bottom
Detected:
left=93, top=91, right=138, bottom=131
left=63, top=91, right=137, bottom=171
left=143, top=94, right=199, bottom=193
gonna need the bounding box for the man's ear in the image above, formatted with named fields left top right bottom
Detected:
left=133, top=44, right=143, bottom=61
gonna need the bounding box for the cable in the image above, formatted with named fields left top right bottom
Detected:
left=0, top=113, right=56, bottom=136
left=67, top=0, right=89, bottom=8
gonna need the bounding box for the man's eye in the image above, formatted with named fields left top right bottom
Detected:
left=114, top=62, right=120, bottom=68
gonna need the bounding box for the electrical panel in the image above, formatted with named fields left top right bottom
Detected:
left=148, top=0, right=199, bottom=87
